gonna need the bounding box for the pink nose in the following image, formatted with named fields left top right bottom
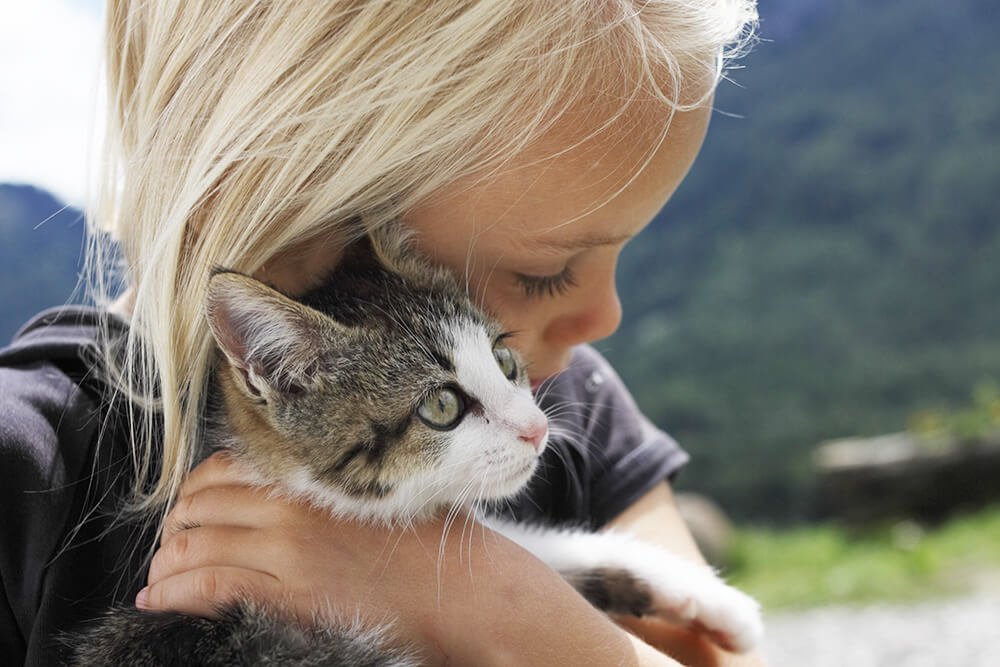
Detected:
left=518, top=419, right=548, bottom=452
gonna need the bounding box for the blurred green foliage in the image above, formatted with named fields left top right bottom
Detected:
left=2, top=1, right=998, bottom=525
left=727, top=504, right=1000, bottom=609
left=908, top=380, right=1000, bottom=444
left=604, top=0, right=1000, bottom=520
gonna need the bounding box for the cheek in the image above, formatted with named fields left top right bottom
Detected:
left=489, top=306, right=545, bottom=369
left=480, top=286, right=546, bottom=342
left=431, top=422, right=487, bottom=483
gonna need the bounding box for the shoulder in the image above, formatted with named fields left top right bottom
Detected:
left=537, top=345, right=668, bottom=428
left=0, top=309, right=115, bottom=661
left=0, top=305, right=112, bottom=532
left=0, top=306, right=114, bottom=494
left=0, top=360, right=99, bottom=494
left=538, top=345, right=683, bottom=468
left=541, top=344, right=641, bottom=408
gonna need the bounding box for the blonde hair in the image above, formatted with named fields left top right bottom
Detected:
left=86, top=0, right=757, bottom=523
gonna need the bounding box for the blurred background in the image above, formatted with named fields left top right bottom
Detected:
left=2, top=0, right=998, bottom=663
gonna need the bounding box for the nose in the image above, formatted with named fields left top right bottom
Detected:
left=545, top=282, right=623, bottom=348
left=518, top=418, right=548, bottom=452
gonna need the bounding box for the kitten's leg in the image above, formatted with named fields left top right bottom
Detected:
left=485, top=518, right=763, bottom=654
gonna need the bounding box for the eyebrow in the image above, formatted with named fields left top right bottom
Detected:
left=516, top=231, right=635, bottom=254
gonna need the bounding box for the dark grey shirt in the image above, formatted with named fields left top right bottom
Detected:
left=0, top=306, right=687, bottom=665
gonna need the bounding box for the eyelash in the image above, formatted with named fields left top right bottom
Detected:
left=515, top=265, right=578, bottom=299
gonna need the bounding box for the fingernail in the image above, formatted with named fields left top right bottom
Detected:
left=135, top=586, right=150, bottom=609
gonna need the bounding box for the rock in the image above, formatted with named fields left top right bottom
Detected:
left=814, top=431, right=1000, bottom=524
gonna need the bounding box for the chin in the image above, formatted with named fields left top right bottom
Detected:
left=530, top=368, right=566, bottom=391
left=488, top=457, right=542, bottom=499
left=529, top=354, right=571, bottom=383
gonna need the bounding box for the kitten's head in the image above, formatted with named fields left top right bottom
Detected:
left=205, top=234, right=548, bottom=523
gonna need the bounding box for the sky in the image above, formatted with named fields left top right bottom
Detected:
left=0, top=0, right=103, bottom=206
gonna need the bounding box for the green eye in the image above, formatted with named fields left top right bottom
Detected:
left=493, top=343, right=518, bottom=381
left=417, top=387, right=465, bottom=430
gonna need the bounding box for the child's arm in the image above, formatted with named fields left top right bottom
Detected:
left=140, top=453, right=692, bottom=666
left=608, top=482, right=769, bottom=667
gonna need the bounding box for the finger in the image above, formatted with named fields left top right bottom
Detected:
left=614, top=616, right=719, bottom=666
left=179, top=451, right=248, bottom=497
left=136, top=566, right=280, bottom=619
left=149, top=525, right=283, bottom=586
left=163, top=485, right=289, bottom=539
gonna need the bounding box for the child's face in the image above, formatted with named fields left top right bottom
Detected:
left=404, top=98, right=713, bottom=386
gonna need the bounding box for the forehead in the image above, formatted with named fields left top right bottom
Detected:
left=403, top=100, right=712, bottom=262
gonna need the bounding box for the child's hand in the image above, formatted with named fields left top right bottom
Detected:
left=138, top=452, right=537, bottom=662
left=138, top=452, right=697, bottom=665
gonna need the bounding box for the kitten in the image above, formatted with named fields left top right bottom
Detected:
left=72, top=229, right=762, bottom=665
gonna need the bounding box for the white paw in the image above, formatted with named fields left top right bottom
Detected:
left=649, top=572, right=764, bottom=654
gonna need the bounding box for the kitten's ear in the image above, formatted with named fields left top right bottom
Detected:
left=367, top=221, right=441, bottom=283
left=206, top=270, right=344, bottom=401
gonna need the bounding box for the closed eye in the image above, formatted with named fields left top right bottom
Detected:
left=515, top=265, right=577, bottom=299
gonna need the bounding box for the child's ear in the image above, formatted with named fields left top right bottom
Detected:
left=205, top=270, right=348, bottom=401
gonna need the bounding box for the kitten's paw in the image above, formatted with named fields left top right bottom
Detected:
left=567, top=563, right=764, bottom=653
left=650, top=575, right=763, bottom=654
left=564, top=567, right=656, bottom=617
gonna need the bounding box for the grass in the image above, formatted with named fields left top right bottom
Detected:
left=724, top=504, right=1000, bottom=610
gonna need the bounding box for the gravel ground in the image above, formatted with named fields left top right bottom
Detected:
left=763, top=592, right=1000, bottom=667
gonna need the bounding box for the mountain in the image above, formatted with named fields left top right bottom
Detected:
left=2, top=0, right=998, bottom=521
left=755, top=0, right=832, bottom=42
left=0, top=184, right=87, bottom=343
left=603, top=0, right=1000, bottom=519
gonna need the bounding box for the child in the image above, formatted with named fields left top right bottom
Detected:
left=0, top=2, right=761, bottom=664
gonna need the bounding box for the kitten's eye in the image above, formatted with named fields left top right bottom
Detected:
left=493, top=343, right=518, bottom=381
left=417, top=387, right=465, bottom=430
